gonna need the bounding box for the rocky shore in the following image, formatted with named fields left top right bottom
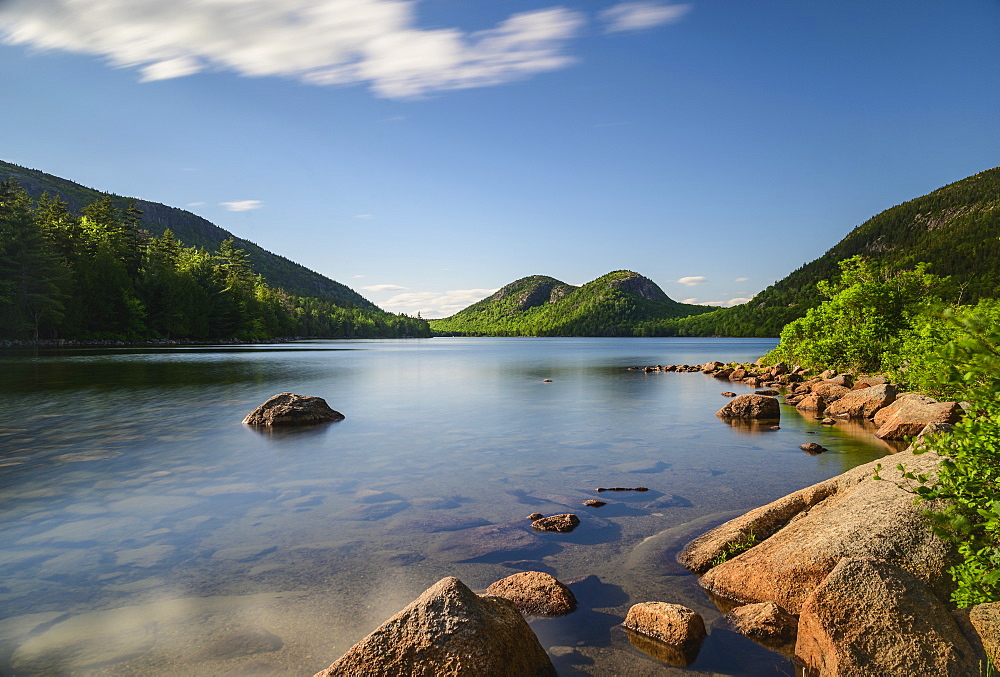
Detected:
left=300, top=357, right=998, bottom=675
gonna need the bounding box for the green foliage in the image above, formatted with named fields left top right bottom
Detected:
left=0, top=181, right=430, bottom=341
left=0, top=159, right=375, bottom=309
left=644, top=165, right=1000, bottom=337
left=890, top=309, right=1000, bottom=606
left=763, top=256, right=946, bottom=372
left=709, top=530, right=757, bottom=568
left=430, top=271, right=714, bottom=336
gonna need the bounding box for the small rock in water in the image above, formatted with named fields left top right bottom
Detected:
left=485, top=571, right=577, bottom=616
left=542, top=379, right=553, bottom=382
left=756, top=389, right=780, bottom=396
left=721, top=392, right=737, bottom=397
left=768, top=425, right=781, bottom=430
left=583, top=499, right=606, bottom=507
left=242, top=392, right=344, bottom=426
left=531, top=514, right=580, bottom=533
left=623, top=602, right=706, bottom=654
left=821, top=418, right=836, bottom=425
left=526, top=513, right=544, bottom=520
left=800, top=442, right=827, bottom=454
left=595, top=486, right=648, bottom=492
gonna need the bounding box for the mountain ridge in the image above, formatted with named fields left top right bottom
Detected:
left=429, top=270, right=715, bottom=336
left=0, top=159, right=375, bottom=309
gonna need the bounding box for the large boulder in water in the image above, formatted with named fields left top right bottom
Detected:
left=313, top=577, right=555, bottom=676
left=678, top=448, right=955, bottom=613
left=716, top=394, right=780, bottom=419
left=243, top=392, right=344, bottom=426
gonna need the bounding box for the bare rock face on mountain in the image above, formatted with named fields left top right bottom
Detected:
left=716, top=394, right=780, bottom=419
left=485, top=571, right=576, bottom=617
left=243, top=392, right=344, bottom=426
left=678, top=448, right=955, bottom=613
left=826, top=383, right=897, bottom=419
left=608, top=272, right=668, bottom=301
left=795, top=557, right=980, bottom=676
left=313, top=577, right=555, bottom=677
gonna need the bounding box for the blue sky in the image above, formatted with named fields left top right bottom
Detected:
left=2, top=0, right=998, bottom=317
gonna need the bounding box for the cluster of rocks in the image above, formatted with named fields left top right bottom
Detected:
left=782, top=372, right=963, bottom=439
left=676, top=430, right=999, bottom=674
left=313, top=572, right=714, bottom=675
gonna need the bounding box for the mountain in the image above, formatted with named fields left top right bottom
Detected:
left=646, top=166, right=1000, bottom=337
left=429, top=270, right=716, bottom=336
left=0, top=159, right=375, bottom=309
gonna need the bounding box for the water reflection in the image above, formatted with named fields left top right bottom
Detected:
left=0, top=338, right=892, bottom=676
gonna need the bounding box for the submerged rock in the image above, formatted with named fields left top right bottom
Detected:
left=531, top=514, right=580, bottom=533
left=313, top=577, right=555, bottom=676
left=485, top=571, right=577, bottom=616
left=242, top=392, right=344, bottom=426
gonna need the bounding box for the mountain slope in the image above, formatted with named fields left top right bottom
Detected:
left=650, top=166, right=1000, bottom=337
left=430, top=270, right=716, bottom=336
left=0, top=159, right=375, bottom=308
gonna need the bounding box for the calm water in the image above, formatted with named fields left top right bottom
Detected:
left=0, top=338, right=899, bottom=676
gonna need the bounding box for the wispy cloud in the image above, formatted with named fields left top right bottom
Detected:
left=681, top=297, right=699, bottom=304
left=381, top=288, right=498, bottom=318
left=186, top=201, right=205, bottom=207
left=0, top=0, right=585, bottom=98
left=355, top=214, right=374, bottom=220
left=726, top=297, right=752, bottom=306
left=220, top=200, right=263, bottom=212
left=601, top=2, right=691, bottom=33
left=674, top=275, right=706, bottom=287
left=735, top=277, right=749, bottom=282
left=361, top=284, right=409, bottom=292
left=353, top=274, right=365, bottom=278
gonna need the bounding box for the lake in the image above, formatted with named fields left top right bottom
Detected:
left=0, top=337, right=899, bottom=675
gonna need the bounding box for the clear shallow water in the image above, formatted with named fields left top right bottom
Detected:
left=0, top=337, right=900, bottom=675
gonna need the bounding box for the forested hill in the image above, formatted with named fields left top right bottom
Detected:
left=645, top=166, right=1000, bottom=337
left=0, top=159, right=374, bottom=309
left=429, top=271, right=715, bottom=336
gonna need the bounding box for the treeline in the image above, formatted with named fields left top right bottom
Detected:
left=0, top=181, right=430, bottom=341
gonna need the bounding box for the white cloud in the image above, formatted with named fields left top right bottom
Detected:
left=675, top=276, right=706, bottom=287
left=0, top=0, right=585, bottom=98
left=726, top=297, right=752, bottom=306
left=681, top=297, right=698, bottom=304
left=381, top=288, right=498, bottom=318
left=735, top=277, right=749, bottom=282
left=186, top=201, right=205, bottom=207
left=361, top=284, right=409, bottom=292
left=355, top=214, right=374, bottom=219
left=353, top=274, right=365, bottom=278
left=220, top=200, right=263, bottom=212
left=601, top=2, right=691, bottom=33
left=700, top=301, right=725, bottom=306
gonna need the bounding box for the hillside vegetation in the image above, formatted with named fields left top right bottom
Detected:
left=430, top=271, right=715, bottom=336
left=644, top=166, right=1000, bottom=337
left=0, top=160, right=374, bottom=308
left=0, top=179, right=429, bottom=341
